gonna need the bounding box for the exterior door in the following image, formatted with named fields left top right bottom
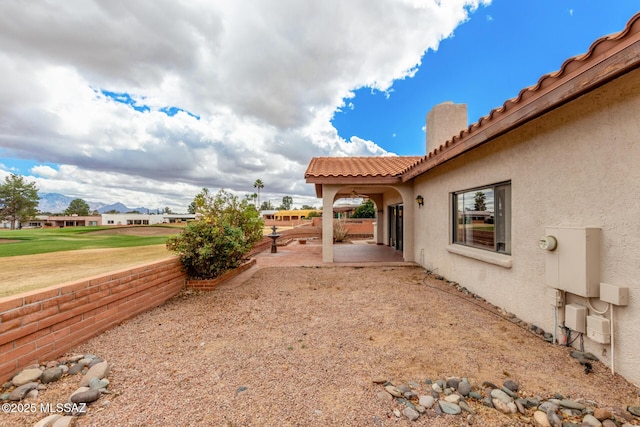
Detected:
left=388, top=204, right=403, bottom=251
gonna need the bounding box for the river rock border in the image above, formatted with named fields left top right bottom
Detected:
left=1, top=354, right=110, bottom=427
left=375, top=374, right=640, bottom=425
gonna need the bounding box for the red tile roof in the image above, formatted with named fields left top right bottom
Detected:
left=305, top=156, right=421, bottom=180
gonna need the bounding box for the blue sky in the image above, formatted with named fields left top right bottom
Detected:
left=0, top=1, right=638, bottom=210
left=333, top=1, right=640, bottom=156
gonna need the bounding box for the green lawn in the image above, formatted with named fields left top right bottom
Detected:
left=0, top=226, right=178, bottom=257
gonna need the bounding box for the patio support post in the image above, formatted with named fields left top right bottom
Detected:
left=397, top=186, right=415, bottom=262
left=321, top=185, right=340, bottom=263
left=369, top=194, right=384, bottom=245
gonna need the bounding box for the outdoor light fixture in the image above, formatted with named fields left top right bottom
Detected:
left=415, top=195, right=424, bottom=207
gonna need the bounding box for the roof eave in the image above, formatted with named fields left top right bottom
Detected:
left=306, top=175, right=404, bottom=198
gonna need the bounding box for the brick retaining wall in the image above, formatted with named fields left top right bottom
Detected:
left=0, top=257, right=186, bottom=381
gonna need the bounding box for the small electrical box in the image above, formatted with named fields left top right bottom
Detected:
left=599, top=282, right=629, bottom=306
left=546, top=288, right=564, bottom=307
left=564, top=303, right=587, bottom=333
left=587, top=315, right=611, bottom=344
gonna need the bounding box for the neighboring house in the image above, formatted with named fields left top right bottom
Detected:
left=42, top=215, right=101, bottom=227
left=273, top=209, right=320, bottom=221
left=102, top=213, right=195, bottom=225
left=305, top=13, right=640, bottom=385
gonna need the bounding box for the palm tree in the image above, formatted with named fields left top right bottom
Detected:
left=253, top=179, right=264, bottom=209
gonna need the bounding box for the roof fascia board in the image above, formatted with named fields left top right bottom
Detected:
left=403, top=34, right=640, bottom=182
left=306, top=176, right=402, bottom=185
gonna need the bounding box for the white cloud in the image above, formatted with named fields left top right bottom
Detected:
left=0, top=0, right=490, bottom=210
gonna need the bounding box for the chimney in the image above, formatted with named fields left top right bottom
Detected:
left=426, top=102, right=467, bottom=153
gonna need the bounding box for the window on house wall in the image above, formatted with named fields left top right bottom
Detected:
left=452, top=181, right=511, bottom=254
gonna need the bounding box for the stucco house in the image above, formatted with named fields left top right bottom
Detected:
left=305, top=13, right=640, bottom=385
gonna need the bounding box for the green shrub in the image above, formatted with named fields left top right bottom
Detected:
left=166, top=189, right=263, bottom=279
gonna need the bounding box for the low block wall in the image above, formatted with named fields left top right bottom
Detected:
left=0, top=257, right=186, bottom=381
left=186, top=259, right=256, bottom=290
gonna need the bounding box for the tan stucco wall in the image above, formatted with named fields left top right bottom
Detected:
left=412, top=69, right=640, bottom=385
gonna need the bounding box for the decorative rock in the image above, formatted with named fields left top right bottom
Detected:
left=438, top=401, right=461, bottom=415
left=418, top=395, right=435, bottom=409
left=433, top=403, right=443, bottom=416
left=546, top=409, right=562, bottom=427
left=415, top=404, right=426, bottom=414
left=459, top=400, right=476, bottom=415
left=539, top=401, right=559, bottom=413
left=492, top=398, right=517, bottom=414
left=467, top=414, right=475, bottom=425
left=481, top=397, right=493, bottom=408
left=593, top=408, right=612, bottom=420
left=501, top=386, right=518, bottom=399
left=397, top=384, right=411, bottom=393
left=581, top=414, right=602, bottom=427
left=403, top=406, right=420, bottom=421
left=67, top=362, right=86, bottom=376
left=34, top=414, right=62, bottom=427
left=372, top=376, right=387, bottom=384
left=79, top=361, right=109, bottom=387
left=384, top=385, right=402, bottom=398
left=503, top=379, right=518, bottom=392
left=533, top=410, right=552, bottom=427
left=0, top=392, right=10, bottom=400
left=68, top=355, right=84, bottom=363
left=403, top=391, right=417, bottom=400
left=393, top=408, right=401, bottom=418
left=628, top=406, right=640, bottom=417
left=612, top=407, right=634, bottom=422
left=89, top=377, right=109, bottom=390
left=559, top=399, right=586, bottom=410
left=12, top=368, right=43, bottom=386
left=444, top=394, right=461, bottom=404
left=9, top=382, right=39, bottom=401
left=490, top=388, right=513, bottom=404
left=70, top=388, right=101, bottom=404
left=457, top=380, right=471, bottom=396
left=446, top=377, right=460, bottom=390
left=602, top=420, right=616, bottom=427
left=468, top=391, right=482, bottom=400
left=524, top=397, right=540, bottom=408
left=431, top=383, right=443, bottom=393
left=408, top=381, right=420, bottom=389
left=41, top=367, right=64, bottom=384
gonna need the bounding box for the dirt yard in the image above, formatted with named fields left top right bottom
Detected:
left=4, top=265, right=639, bottom=426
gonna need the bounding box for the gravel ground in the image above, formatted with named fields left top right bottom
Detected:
left=4, top=266, right=639, bottom=426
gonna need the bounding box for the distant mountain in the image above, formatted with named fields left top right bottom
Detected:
left=38, top=193, right=148, bottom=214
left=97, top=202, right=151, bottom=214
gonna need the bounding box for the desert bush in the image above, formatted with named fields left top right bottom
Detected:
left=333, top=219, right=350, bottom=242
left=167, top=189, right=263, bottom=279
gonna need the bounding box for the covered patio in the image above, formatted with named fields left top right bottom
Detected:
left=304, top=156, right=421, bottom=263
